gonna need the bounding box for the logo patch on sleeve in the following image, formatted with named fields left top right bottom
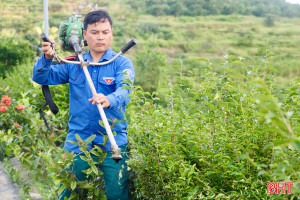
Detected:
left=123, top=69, right=134, bottom=81
left=103, top=77, right=115, bottom=84
left=123, top=69, right=132, bottom=77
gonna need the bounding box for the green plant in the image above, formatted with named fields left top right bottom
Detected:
left=126, top=54, right=300, bottom=199
left=134, top=48, right=166, bottom=94
left=236, top=32, right=254, bottom=47
left=264, top=15, right=275, bottom=27
left=0, top=37, right=35, bottom=78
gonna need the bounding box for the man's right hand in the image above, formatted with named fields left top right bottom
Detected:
left=42, top=40, right=55, bottom=59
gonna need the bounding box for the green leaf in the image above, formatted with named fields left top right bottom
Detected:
left=91, top=164, right=98, bottom=175
left=93, top=145, right=103, bottom=153
left=54, top=179, right=61, bottom=185
left=231, top=60, right=245, bottom=65
left=58, top=184, right=68, bottom=195
left=75, top=134, right=83, bottom=143
left=90, top=149, right=101, bottom=157
left=84, top=134, right=96, bottom=146
left=292, top=140, right=300, bottom=151
left=79, top=156, right=88, bottom=162
left=84, top=168, right=93, bottom=175
left=80, top=184, right=93, bottom=189
left=67, top=140, right=79, bottom=146
left=71, top=181, right=76, bottom=191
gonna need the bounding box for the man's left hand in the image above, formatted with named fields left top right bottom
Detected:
left=88, top=93, right=110, bottom=108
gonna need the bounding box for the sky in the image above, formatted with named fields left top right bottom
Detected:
left=285, top=0, right=300, bottom=4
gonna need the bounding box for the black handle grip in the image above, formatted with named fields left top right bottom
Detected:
left=121, top=39, right=137, bottom=53
left=41, top=33, right=53, bottom=49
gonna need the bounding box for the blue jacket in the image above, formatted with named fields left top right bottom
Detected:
left=32, top=48, right=134, bottom=153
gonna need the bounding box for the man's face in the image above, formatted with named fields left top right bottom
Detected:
left=83, top=19, right=113, bottom=55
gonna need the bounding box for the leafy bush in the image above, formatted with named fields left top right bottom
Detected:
left=0, top=61, right=108, bottom=199
left=264, top=15, right=275, bottom=27
left=236, top=32, right=254, bottom=47
left=134, top=48, right=166, bottom=94
left=0, top=37, right=35, bottom=78
left=126, top=56, right=300, bottom=199
left=137, top=22, right=160, bottom=40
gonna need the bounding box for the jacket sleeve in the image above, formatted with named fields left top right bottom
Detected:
left=106, top=57, right=135, bottom=110
left=32, top=53, right=69, bottom=85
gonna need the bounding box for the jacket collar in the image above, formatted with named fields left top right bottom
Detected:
left=84, top=48, right=115, bottom=63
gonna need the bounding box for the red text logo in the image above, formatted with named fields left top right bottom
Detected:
left=267, top=182, right=294, bottom=194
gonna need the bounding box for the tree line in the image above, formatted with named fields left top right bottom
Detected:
left=126, top=0, right=300, bottom=17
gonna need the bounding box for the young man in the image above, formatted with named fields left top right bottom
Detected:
left=32, top=10, right=134, bottom=200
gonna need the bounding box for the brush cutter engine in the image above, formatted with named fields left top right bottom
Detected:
left=58, top=15, right=84, bottom=54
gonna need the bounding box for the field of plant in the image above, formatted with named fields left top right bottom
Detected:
left=0, top=0, right=299, bottom=199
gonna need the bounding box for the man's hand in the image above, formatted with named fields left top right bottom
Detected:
left=42, top=39, right=55, bottom=59
left=88, top=93, right=110, bottom=108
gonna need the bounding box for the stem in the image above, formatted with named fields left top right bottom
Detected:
left=170, top=84, right=174, bottom=113
left=282, top=117, right=294, bottom=136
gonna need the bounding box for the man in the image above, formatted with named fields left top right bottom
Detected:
left=32, top=10, right=134, bottom=200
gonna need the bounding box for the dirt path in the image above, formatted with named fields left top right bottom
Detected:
left=0, top=162, right=20, bottom=200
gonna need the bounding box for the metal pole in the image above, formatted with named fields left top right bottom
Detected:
left=43, top=0, right=49, bottom=36
left=77, top=54, right=122, bottom=162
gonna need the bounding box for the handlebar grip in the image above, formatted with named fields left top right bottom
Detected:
left=41, top=33, right=53, bottom=49
left=121, top=39, right=137, bottom=53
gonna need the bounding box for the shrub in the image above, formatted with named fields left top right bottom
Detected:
left=134, top=48, right=166, bottom=94
left=137, top=22, right=159, bottom=40
left=0, top=37, right=35, bottom=78
left=264, top=15, right=275, bottom=27
left=126, top=56, right=300, bottom=199
left=236, top=32, right=254, bottom=47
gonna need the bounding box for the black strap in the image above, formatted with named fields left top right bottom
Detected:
left=39, top=85, right=59, bottom=134
left=38, top=55, right=77, bottom=134
left=39, top=103, right=52, bottom=134
left=42, top=85, right=59, bottom=114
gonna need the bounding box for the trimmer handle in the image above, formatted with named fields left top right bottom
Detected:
left=121, top=39, right=137, bottom=53
left=41, top=33, right=53, bottom=49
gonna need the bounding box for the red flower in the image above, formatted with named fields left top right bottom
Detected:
left=1, top=95, right=11, bottom=106
left=16, top=104, right=25, bottom=110
left=14, top=122, right=20, bottom=128
left=0, top=106, right=8, bottom=112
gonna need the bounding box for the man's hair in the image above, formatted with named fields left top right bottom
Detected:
left=84, top=10, right=113, bottom=30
